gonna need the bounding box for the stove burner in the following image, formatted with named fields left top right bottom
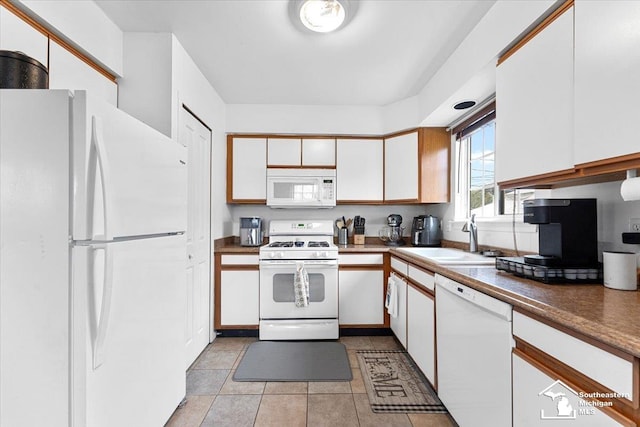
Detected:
left=269, top=241, right=293, bottom=248
left=294, top=241, right=305, bottom=247
left=308, top=241, right=330, bottom=248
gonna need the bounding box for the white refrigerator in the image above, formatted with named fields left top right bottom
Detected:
left=0, top=90, right=187, bottom=427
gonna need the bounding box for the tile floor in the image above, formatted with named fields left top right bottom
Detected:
left=165, top=336, right=457, bottom=427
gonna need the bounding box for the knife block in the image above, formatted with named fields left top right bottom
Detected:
left=353, top=234, right=365, bottom=245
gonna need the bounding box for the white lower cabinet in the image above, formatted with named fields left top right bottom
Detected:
left=220, top=270, right=259, bottom=326
left=338, top=270, right=384, bottom=325
left=389, top=273, right=407, bottom=348
left=407, top=285, right=435, bottom=386
left=513, top=352, right=624, bottom=426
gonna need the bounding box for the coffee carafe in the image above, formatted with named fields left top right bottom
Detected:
left=379, top=214, right=405, bottom=246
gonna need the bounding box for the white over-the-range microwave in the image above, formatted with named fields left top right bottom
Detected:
left=266, top=168, right=336, bottom=208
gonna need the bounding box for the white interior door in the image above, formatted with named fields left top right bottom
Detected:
left=180, top=107, right=212, bottom=368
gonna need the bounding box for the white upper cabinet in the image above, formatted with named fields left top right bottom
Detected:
left=496, top=6, right=574, bottom=183
left=49, top=40, right=117, bottom=105
left=0, top=8, right=48, bottom=67
left=384, top=131, right=418, bottom=201
left=267, top=137, right=301, bottom=166
left=302, top=138, right=335, bottom=166
left=268, top=137, right=336, bottom=167
left=574, top=0, right=640, bottom=165
left=229, top=137, right=266, bottom=202
left=336, top=138, right=383, bottom=202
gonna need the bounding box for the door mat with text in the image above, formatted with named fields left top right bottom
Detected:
left=357, top=350, right=448, bottom=414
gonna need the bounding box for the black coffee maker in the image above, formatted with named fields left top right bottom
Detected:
left=523, top=198, right=598, bottom=267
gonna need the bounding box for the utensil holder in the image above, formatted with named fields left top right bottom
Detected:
left=338, top=228, right=348, bottom=245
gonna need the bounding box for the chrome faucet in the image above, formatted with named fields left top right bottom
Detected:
left=462, top=214, right=478, bottom=253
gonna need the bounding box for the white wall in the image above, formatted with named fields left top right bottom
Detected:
left=417, top=0, right=557, bottom=125
left=225, top=1, right=559, bottom=138
left=118, top=33, right=231, bottom=239
left=19, top=0, right=123, bottom=76
left=229, top=204, right=444, bottom=241
left=171, top=36, right=231, bottom=239
left=226, top=104, right=385, bottom=135
left=550, top=181, right=640, bottom=258
left=119, top=33, right=173, bottom=136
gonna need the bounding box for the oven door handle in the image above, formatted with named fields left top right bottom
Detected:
left=259, top=260, right=338, bottom=269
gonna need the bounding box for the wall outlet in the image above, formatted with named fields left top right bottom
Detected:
left=630, top=218, right=640, bottom=232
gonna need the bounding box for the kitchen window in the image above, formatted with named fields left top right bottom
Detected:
left=454, top=102, right=497, bottom=219
left=454, top=101, right=534, bottom=219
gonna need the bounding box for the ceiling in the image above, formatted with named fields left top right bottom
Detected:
left=96, top=0, right=496, bottom=107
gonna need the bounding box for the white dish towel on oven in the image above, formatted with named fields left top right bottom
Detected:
left=294, top=261, right=310, bottom=307
left=385, top=275, right=397, bottom=318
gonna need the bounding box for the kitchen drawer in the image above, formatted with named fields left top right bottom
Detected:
left=220, top=254, right=259, bottom=266
left=338, top=253, right=384, bottom=266
left=408, top=264, right=434, bottom=291
left=390, top=257, right=408, bottom=276
left=513, top=311, right=634, bottom=401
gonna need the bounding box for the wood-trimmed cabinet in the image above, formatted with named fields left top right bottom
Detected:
left=388, top=255, right=437, bottom=387
left=573, top=1, right=640, bottom=166
left=512, top=310, right=638, bottom=426
left=384, top=128, right=450, bottom=203
left=0, top=6, right=48, bottom=67
left=215, top=254, right=260, bottom=329
left=226, top=129, right=450, bottom=205
left=267, top=137, right=336, bottom=167
left=336, top=138, right=384, bottom=202
left=226, top=136, right=267, bottom=203
left=496, top=3, right=574, bottom=184
left=496, top=0, right=640, bottom=189
left=338, top=253, right=385, bottom=326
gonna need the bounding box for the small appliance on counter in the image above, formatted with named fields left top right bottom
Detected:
left=379, top=214, right=405, bottom=246
left=239, top=217, right=263, bottom=246
left=411, top=215, right=442, bottom=247
left=496, top=198, right=602, bottom=284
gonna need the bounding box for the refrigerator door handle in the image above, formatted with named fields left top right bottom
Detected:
left=89, top=243, right=114, bottom=369
left=91, top=116, right=113, bottom=240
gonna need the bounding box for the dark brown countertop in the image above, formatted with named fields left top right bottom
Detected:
left=390, top=249, right=640, bottom=358
left=214, top=237, right=640, bottom=357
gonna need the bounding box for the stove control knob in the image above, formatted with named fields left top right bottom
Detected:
left=315, top=251, right=328, bottom=258
left=277, top=251, right=284, bottom=259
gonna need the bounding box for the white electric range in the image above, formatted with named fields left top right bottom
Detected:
left=259, top=220, right=339, bottom=340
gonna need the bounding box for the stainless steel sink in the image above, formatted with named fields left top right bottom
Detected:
left=396, top=247, right=495, bottom=265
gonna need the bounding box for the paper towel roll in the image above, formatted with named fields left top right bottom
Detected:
left=620, top=176, right=640, bottom=201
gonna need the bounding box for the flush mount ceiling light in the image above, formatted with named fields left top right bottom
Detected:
left=453, top=101, right=477, bottom=110
left=301, top=0, right=345, bottom=32
left=290, top=0, right=357, bottom=34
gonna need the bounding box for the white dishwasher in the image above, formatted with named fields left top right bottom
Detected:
left=435, top=274, right=514, bottom=427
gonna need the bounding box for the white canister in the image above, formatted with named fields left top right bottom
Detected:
left=603, top=251, right=638, bottom=291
